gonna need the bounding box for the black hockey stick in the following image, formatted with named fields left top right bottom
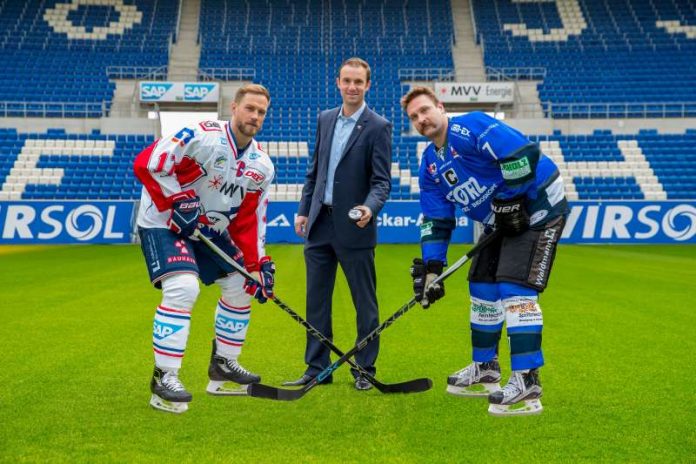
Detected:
left=248, top=229, right=502, bottom=401
left=193, top=230, right=432, bottom=394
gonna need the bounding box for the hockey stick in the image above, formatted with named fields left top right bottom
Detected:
left=193, top=230, right=432, bottom=394
left=249, top=229, right=502, bottom=401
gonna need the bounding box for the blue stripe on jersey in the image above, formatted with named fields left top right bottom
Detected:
left=153, top=342, right=185, bottom=353
left=155, top=309, right=191, bottom=320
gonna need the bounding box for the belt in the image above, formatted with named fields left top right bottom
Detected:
left=321, top=204, right=333, bottom=215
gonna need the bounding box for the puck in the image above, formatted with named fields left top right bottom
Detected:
left=348, top=208, right=363, bottom=222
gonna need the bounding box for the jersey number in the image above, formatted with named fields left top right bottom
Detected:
left=155, top=152, right=176, bottom=175
left=482, top=141, right=497, bottom=159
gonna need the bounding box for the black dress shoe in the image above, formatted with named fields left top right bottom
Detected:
left=281, top=374, right=333, bottom=387
left=354, top=376, right=373, bottom=391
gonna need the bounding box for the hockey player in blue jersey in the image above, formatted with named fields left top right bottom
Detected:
left=401, top=87, right=568, bottom=416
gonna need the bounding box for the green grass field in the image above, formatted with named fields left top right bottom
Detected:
left=1, top=243, right=695, bottom=463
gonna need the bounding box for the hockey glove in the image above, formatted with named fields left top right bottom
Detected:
left=244, top=256, right=275, bottom=304
left=410, top=258, right=445, bottom=309
left=491, top=195, right=529, bottom=236
left=168, top=194, right=201, bottom=237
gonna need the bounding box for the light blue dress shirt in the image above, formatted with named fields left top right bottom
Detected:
left=323, top=102, right=366, bottom=205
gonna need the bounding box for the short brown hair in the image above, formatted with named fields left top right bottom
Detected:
left=338, top=57, right=371, bottom=82
left=234, top=83, right=271, bottom=103
left=400, top=86, right=439, bottom=111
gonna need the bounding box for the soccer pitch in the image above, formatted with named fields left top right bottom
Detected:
left=1, top=243, right=694, bottom=463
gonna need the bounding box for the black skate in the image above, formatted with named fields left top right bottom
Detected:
left=150, top=366, right=192, bottom=414
left=207, top=339, right=261, bottom=395
left=488, top=368, right=543, bottom=416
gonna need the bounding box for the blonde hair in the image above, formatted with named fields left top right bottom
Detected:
left=234, top=83, right=271, bottom=103
left=400, top=86, right=439, bottom=111
left=338, top=57, right=371, bottom=82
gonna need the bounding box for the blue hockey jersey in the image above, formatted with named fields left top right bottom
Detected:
left=418, top=112, right=568, bottom=263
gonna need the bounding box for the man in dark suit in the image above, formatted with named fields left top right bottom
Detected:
left=285, top=57, right=392, bottom=390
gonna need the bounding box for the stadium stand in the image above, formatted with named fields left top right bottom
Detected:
left=473, top=0, right=696, bottom=118
left=0, top=0, right=179, bottom=117
left=2, top=127, right=694, bottom=201
left=0, top=0, right=694, bottom=204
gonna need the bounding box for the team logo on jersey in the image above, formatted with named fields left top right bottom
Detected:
left=219, top=137, right=227, bottom=146
left=427, top=163, right=437, bottom=176
left=214, top=155, right=227, bottom=171
left=436, top=146, right=446, bottom=161
left=243, top=168, right=265, bottom=184
left=248, top=151, right=260, bottom=160
left=199, top=120, right=222, bottom=132
left=451, top=124, right=471, bottom=137
left=443, top=168, right=459, bottom=186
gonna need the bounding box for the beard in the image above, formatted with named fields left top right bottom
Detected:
left=236, top=120, right=259, bottom=137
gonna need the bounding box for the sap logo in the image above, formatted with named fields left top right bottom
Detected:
left=184, top=84, right=216, bottom=101
left=216, top=315, right=248, bottom=333
left=563, top=204, right=696, bottom=242
left=141, top=83, right=172, bottom=100
left=446, top=177, right=488, bottom=207
left=153, top=321, right=184, bottom=340
left=1, top=204, right=125, bottom=241
left=243, top=169, right=265, bottom=184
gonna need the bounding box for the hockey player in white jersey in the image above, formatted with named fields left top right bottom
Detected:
left=134, top=84, right=276, bottom=413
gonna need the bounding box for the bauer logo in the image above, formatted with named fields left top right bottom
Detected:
left=0, top=202, right=133, bottom=244
left=184, top=84, right=217, bottom=101
left=140, top=82, right=173, bottom=101
left=153, top=321, right=184, bottom=340
left=215, top=315, right=248, bottom=334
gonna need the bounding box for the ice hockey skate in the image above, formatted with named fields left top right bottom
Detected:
left=488, top=368, right=543, bottom=416
left=446, top=360, right=501, bottom=396
left=206, top=340, right=261, bottom=395
left=150, top=367, right=193, bottom=414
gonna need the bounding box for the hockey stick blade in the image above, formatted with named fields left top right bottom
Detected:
left=248, top=382, right=308, bottom=401
left=194, top=229, right=433, bottom=395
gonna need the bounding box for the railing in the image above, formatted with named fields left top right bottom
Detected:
left=541, top=101, right=696, bottom=119
left=486, top=67, right=547, bottom=81
left=197, top=68, right=256, bottom=81
left=106, top=66, right=168, bottom=80
left=398, top=68, right=456, bottom=81
left=0, top=101, right=108, bottom=118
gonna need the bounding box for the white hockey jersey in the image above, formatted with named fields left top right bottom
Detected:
left=134, top=119, right=275, bottom=271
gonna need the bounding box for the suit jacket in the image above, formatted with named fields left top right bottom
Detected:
left=298, top=105, right=392, bottom=249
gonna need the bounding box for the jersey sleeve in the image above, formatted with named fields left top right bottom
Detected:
left=228, top=164, right=275, bottom=272
left=418, top=150, right=456, bottom=265
left=133, top=126, right=204, bottom=211
left=471, top=114, right=539, bottom=200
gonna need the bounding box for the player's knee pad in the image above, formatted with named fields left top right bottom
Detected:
left=217, top=272, right=251, bottom=308
left=469, top=282, right=504, bottom=361
left=161, top=273, right=200, bottom=310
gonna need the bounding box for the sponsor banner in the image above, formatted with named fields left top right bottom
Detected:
left=562, top=201, right=696, bottom=243
left=266, top=202, right=473, bottom=244
left=139, top=82, right=219, bottom=103
left=0, top=201, right=133, bottom=244
left=434, top=82, right=515, bottom=103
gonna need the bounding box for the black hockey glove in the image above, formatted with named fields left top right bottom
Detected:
left=410, top=258, right=445, bottom=309
left=168, top=194, right=201, bottom=237
left=491, top=195, right=529, bottom=236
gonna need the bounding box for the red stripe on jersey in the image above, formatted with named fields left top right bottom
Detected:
left=175, top=155, right=206, bottom=187
left=134, top=140, right=171, bottom=211
left=216, top=336, right=243, bottom=347
left=229, top=190, right=262, bottom=271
